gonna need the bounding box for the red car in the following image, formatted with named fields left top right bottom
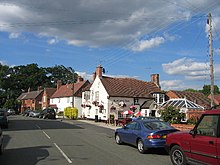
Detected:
left=166, top=109, right=220, bottom=165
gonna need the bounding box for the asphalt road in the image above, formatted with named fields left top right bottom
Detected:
left=0, top=115, right=172, bottom=165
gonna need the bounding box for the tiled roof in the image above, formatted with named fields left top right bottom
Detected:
left=51, top=80, right=90, bottom=98
left=213, top=94, right=220, bottom=104
left=100, top=76, right=162, bottom=98
left=17, top=90, right=43, bottom=100
left=45, top=88, right=56, bottom=97
left=167, top=90, right=211, bottom=109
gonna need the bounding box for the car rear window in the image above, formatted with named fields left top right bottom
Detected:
left=143, top=121, right=172, bottom=130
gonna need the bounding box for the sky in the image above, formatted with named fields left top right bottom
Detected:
left=0, top=0, right=220, bottom=91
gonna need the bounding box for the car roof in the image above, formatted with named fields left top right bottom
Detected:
left=137, top=119, right=162, bottom=123
left=203, top=109, right=220, bottom=115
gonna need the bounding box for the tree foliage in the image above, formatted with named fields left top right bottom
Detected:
left=159, top=106, right=184, bottom=124
left=0, top=63, right=78, bottom=109
left=200, top=85, right=220, bottom=96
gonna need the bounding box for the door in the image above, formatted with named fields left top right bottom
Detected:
left=190, top=115, right=219, bottom=165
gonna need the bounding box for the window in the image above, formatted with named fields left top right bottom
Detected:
left=126, top=122, right=141, bottom=130
left=196, top=115, right=219, bottom=137
left=95, top=91, right=99, bottom=102
left=43, top=96, right=46, bottom=102
left=84, top=91, right=90, bottom=101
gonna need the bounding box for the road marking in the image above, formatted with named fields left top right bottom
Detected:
left=42, top=131, right=51, bottom=139
left=54, top=143, right=72, bottom=164
left=36, top=125, right=41, bottom=129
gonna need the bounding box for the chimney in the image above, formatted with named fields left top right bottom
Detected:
left=77, top=76, right=84, bottom=83
left=151, top=74, right=160, bottom=88
left=28, top=87, right=31, bottom=93
left=38, top=86, right=43, bottom=91
left=57, top=80, right=62, bottom=90
left=96, top=65, right=103, bottom=78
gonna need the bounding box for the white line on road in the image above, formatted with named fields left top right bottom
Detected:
left=36, top=125, right=41, bottom=129
left=54, top=143, right=73, bottom=164
left=42, top=131, right=51, bottom=139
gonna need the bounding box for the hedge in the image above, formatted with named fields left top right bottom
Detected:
left=64, top=107, right=78, bottom=119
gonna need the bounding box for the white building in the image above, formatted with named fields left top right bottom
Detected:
left=50, top=78, right=90, bottom=118
left=81, top=65, right=165, bottom=121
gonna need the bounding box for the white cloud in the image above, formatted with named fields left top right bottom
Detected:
left=162, top=58, right=209, bottom=79
left=0, top=60, right=7, bottom=66
left=9, top=32, right=20, bottom=39
left=214, top=48, right=220, bottom=55
left=48, top=38, right=59, bottom=45
left=160, top=80, right=184, bottom=90
left=132, top=37, right=165, bottom=52
left=1, top=0, right=217, bottom=49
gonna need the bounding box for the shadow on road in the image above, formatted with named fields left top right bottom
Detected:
left=0, top=144, right=50, bottom=165
left=3, top=116, right=84, bottom=132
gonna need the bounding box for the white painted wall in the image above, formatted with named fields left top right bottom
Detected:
left=50, top=96, right=82, bottom=118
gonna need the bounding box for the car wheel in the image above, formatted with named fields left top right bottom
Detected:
left=170, top=145, right=187, bottom=165
left=43, top=114, right=47, bottom=119
left=115, top=134, right=123, bottom=145
left=137, top=139, right=146, bottom=154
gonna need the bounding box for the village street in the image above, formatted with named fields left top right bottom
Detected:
left=0, top=115, right=171, bottom=165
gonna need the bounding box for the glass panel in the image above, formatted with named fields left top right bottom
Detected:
left=196, top=115, right=219, bottom=137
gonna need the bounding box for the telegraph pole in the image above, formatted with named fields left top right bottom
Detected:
left=208, top=13, right=214, bottom=108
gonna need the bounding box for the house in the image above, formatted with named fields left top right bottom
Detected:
left=50, top=77, right=90, bottom=118
left=81, top=65, right=165, bottom=121
left=41, top=88, right=57, bottom=109
left=17, top=87, right=44, bottom=113
left=166, top=90, right=211, bottom=109
left=17, top=87, right=57, bottom=113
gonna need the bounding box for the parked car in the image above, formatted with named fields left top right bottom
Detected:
left=115, top=119, right=179, bottom=153
left=22, top=109, right=31, bottom=116
left=29, top=110, right=41, bottom=118
left=39, top=108, right=56, bottom=119
left=0, top=127, right=3, bottom=155
left=7, top=109, right=15, bottom=115
left=0, top=109, right=8, bottom=129
left=166, top=109, right=220, bottom=165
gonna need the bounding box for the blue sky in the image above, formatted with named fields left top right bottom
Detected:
left=0, top=0, right=220, bottom=91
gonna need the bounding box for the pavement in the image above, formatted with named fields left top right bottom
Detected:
left=60, top=118, right=193, bottom=131
left=60, top=118, right=120, bottom=130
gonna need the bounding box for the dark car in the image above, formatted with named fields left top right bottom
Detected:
left=166, top=109, right=220, bottom=165
left=39, top=108, right=56, bottom=119
left=115, top=119, right=179, bottom=153
left=0, top=109, right=8, bottom=129
left=0, top=127, right=3, bottom=155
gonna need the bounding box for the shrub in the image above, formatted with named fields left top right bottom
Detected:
left=64, top=107, right=78, bottom=119
left=159, top=106, right=184, bottom=124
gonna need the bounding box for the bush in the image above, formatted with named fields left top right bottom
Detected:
left=159, top=106, right=184, bottom=124
left=64, top=107, right=78, bottom=119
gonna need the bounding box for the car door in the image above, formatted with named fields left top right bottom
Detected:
left=121, top=122, right=136, bottom=144
left=125, top=122, right=141, bottom=145
left=190, top=114, right=219, bottom=165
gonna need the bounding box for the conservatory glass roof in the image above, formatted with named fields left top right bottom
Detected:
left=160, top=98, right=204, bottom=110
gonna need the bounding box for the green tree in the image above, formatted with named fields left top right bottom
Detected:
left=159, top=106, right=184, bottom=124
left=200, top=85, right=220, bottom=96
left=184, top=88, right=198, bottom=92
left=45, top=65, right=78, bottom=87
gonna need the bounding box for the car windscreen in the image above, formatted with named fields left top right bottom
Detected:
left=143, top=121, right=172, bottom=130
